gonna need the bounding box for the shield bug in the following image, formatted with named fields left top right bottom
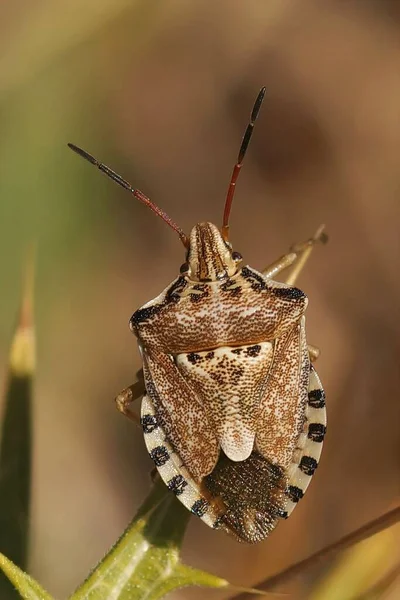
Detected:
left=68, top=87, right=327, bottom=543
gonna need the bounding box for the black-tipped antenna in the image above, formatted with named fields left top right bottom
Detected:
left=68, top=143, right=189, bottom=248
left=222, top=87, right=266, bottom=241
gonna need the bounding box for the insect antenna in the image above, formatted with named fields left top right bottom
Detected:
left=222, top=86, right=266, bottom=241
left=68, top=143, right=189, bottom=248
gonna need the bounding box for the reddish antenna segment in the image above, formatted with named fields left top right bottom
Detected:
left=68, top=143, right=189, bottom=248
left=222, top=87, right=266, bottom=241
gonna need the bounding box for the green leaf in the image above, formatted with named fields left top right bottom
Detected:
left=0, top=255, right=35, bottom=599
left=0, top=553, right=54, bottom=600
left=70, top=477, right=228, bottom=600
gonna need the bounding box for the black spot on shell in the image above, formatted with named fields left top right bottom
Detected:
left=246, top=345, right=261, bottom=357
left=165, top=276, right=187, bottom=303
left=299, top=456, right=318, bottom=476
left=187, top=352, right=202, bottom=365
left=287, top=485, right=304, bottom=503
left=272, top=286, right=306, bottom=300
left=141, top=414, right=158, bottom=434
left=131, top=277, right=187, bottom=325
left=149, top=445, right=170, bottom=467
left=167, top=474, right=187, bottom=496
left=241, top=266, right=267, bottom=291
left=191, top=498, right=209, bottom=517
left=130, top=305, right=162, bottom=327
left=308, top=423, right=326, bottom=443
left=308, top=388, right=326, bottom=409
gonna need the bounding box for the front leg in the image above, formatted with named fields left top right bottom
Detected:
left=308, top=344, right=320, bottom=363
left=115, top=370, right=145, bottom=426
left=262, top=225, right=328, bottom=284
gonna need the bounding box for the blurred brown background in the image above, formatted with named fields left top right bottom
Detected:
left=0, top=1, right=399, bottom=598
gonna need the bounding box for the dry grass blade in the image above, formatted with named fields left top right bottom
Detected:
left=230, top=506, right=400, bottom=600
left=354, top=563, right=400, bottom=600
left=309, top=520, right=399, bottom=600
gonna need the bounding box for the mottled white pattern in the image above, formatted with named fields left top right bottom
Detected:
left=176, top=343, right=273, bottom=461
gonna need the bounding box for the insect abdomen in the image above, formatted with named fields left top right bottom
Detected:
left=203, top=451, right=287, bottom=543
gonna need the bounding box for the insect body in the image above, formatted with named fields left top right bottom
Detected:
left=68, top=87, right=327, bottom=543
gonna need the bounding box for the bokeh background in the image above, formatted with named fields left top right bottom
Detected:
left=0, top=1, right=399, bottom=598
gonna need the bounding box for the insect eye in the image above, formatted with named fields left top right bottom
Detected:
left=232, top=251, right=242, bottom=262
left=180, top=262, right=189, bottom=274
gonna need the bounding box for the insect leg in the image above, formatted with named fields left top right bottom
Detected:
left=262, top=225, right=327, bottom=283
left=262, top=252, right=297, bottom=280
left=115, top=375, right=145, bottom=426
left=308, top=344, right=320, bottom=362
left=284, top=225, right=327, bottom=286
